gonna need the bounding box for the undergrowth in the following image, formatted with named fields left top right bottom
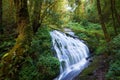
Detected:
left=19, top=26, right=60, bottom=80
left=66, top=21, right=106, bottom=55
left=106, top=34, right=120, bottom=80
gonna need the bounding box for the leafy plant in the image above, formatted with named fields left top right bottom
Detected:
left=106, top=34, right=120, bottom=80
left=19, top=27, right=60, bottom=80
left=37, top=55, right=60, bottom=80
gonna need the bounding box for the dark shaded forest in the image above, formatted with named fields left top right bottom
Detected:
left=0, top=0, right=120, bottom=80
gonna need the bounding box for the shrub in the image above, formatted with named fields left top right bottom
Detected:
left=19, top=27, right=60, bottom=80
left=19, top=55, right=60, bottom=80
left=106, top=34, right=120, bottom=80
left=30, top=26, right=51, bottom=55
left=37, top=55, right=60, bottom=80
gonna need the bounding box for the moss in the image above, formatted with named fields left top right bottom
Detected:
left=76, top=56, right=100, bottom=80
left=0, top=22, right=32, bottom=80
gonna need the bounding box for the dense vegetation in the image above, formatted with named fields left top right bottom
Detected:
left=0, top=0, right=120, bottom=80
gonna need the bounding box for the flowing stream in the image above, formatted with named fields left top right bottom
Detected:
left=50, top=30, right=90, bottom=80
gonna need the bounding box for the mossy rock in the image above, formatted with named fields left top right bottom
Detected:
left=75, top=56, right=100, bottom=80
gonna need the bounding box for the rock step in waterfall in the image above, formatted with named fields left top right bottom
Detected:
left=50, top=30, right=90, bottom=80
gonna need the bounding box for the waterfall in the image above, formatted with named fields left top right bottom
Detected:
left=50, top=30, right=90, bottom=80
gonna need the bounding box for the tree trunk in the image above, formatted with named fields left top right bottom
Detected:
left=0, top=0, right=2, bottom=25
left=0, top=0, right=3, bottom=34
left=32, top=0, right=42, bottom=33
left=96, top=0, right=111, bottom=42
left=113, top=0, right=120, bottom=27
left=0, top=0, right=32, bottom=79
left=110, top=0, right=117, bottom=35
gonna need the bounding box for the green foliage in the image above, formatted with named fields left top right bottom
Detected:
left=106, top=34, right=120, bottom=80
left=66, top=21, right=105, bottom=54
left=111, top=34, right=120, bottom=50
left=18, top=55, right=39, bottom=80
left=2, top=0, right=120, bottom=79
left=94, top=41, right=106, bottom=55
left=0, top=35, right=15, bottom=58
left=30, top=26, right=51, bottom=54
left=48, top=11, right=64, bottom=27
left=19, top=27, right=60, bottom=80
left=106, top=60, right=120, bottom=80
left=80, top=19, right=89, bottom=26
left=37, top=55, right=60, bottom=80
left=19, top=55, right=59, bottom=80
left=19, top=62, right=38, bottom=80
left=73, top=0, right=98, bottom=23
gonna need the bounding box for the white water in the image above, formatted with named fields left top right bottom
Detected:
left=50, top=30, right=90, bottom=80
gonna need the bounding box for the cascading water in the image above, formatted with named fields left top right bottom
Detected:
left=50, top=30, right=90, bottom=80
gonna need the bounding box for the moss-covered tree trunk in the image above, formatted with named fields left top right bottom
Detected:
left=96, top=0, right=111, bottom=42
left=32, top=0, right=42, bottom=33
left=0, top=0, right=32, bottom=79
